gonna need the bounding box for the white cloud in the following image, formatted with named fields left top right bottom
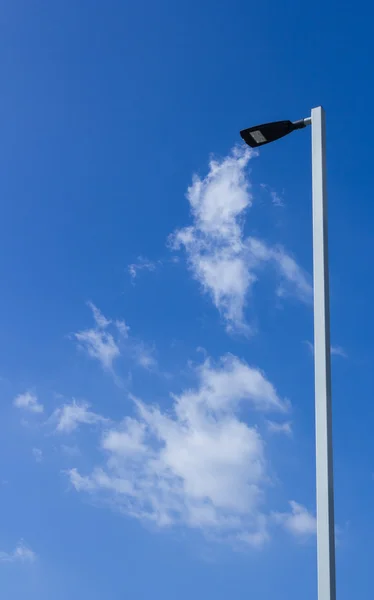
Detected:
left=115, top=320, right=130, bottom=338
left=74, top=328, right=120, bottom=372
left=273, top=501, right=316, bottom=537
left=132, top=342, right=157, bottom=371
left=260, top=183, right=284, bottom=207
left=87, top=301, right=111, bottom=329
left=13, top=391, right=44, bottom=414
left=73, top=303, right=154, bottom=374
left=305, top=341, right=347, bottom=358
left=331, top=345, right=347, bottom=358
left=67, top=353, right=288, bottom=546
left=266, top=420, right=292, bottom=435
left=272, top=248, right=312, bottom=303
left=60, top=444, right=81, bottom=457
left=102, top=418, right=147, bottom=455
left=246, top=238, right=312, bottom=304
left=32, top=448, right=43, bottom=462
left=170, top=147, right=311, bottom=332
left=128, top=256, right=158, bottom=281
left=236, top=516, right=269, bottom=547
left=0, top=541, right=37, bottom=563
left=73, top=303, right=121, bottom=371
left=187, top=354, right=288, bottom=413
left=52, top=399, right=106, bottom=433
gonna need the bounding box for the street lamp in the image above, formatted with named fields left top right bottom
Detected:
left=240, top=107, right=336, bottom=600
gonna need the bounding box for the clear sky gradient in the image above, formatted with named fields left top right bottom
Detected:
left=1, top=1, right=373, bottom=599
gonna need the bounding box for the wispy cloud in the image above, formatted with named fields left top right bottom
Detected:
left=73, top=303, right=155, bottom=375
left=247, top=238, right=312, bottom=304
left=266, top=420, right=292, bottom=436
left=87, top=301, right=112, bottom=329
left=52, top=400, right=107, bottom=433
left=273, top=501, right=316, bottom=537
left=170, top=147, right=311, bottom=333
left=115, top=320, right=130, bottom=338
left=305, top=341, right=347, bottom=358
left=133, top=343, right=157, bottom=371
left=74, top=325, right=120, bottom=372
left=331, top=345, right=347, bottom=358
left=128, top=256, right=158, bottom=281
left=260, top=183, right=284, bottom=207
left=67, top=353, right=289, bottom=546
left=0, top=541, right=37, bottom=563
left=60, top=444, right=81, bottom=457
left=32, top=448, right=43, bottom=462
left=13, top=391, right=44, bottom=414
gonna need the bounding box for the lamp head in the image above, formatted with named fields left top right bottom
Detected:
left=240, top=119, right=308, bottom=148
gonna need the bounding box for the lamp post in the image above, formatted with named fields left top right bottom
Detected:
left=240, top=106, right=336, bottom=600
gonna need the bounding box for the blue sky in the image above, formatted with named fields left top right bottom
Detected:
left=1, top=1, right=374, bottom=598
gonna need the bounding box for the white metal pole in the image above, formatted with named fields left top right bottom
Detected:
left=311, top=106, right=336, bottom=600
